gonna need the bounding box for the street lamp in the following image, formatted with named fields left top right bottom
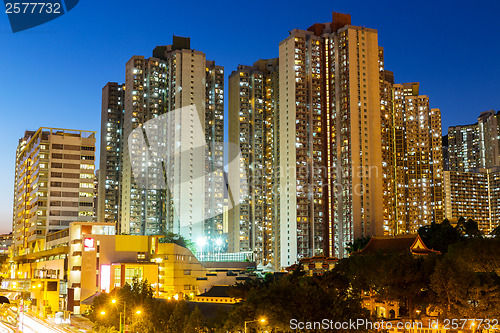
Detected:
left=111, top=298, right=126, bottom=333
left=244, top=318, right=266, bottom=333
left=196, top=237, right=206, bottom=259
left=215, top=238, right=224, bottom=259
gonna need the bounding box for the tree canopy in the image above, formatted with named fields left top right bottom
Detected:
left=90, top=279, right=209, bottom=333
left=159, top=232, right=196, bottom=253
left=89, top=222, right=500, bottom=331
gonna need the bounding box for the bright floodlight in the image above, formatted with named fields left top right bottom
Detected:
left=260, top=318, right=266, bottom=323
left=196, top=237, right=206, bottom=247
left=215, top=238, right=223, bottom=246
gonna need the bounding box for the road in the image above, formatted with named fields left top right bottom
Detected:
left=18, top=313, right=71, bottom=333
left=0, top=322, right=14, bottom=333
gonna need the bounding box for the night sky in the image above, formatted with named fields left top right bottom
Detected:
left=0, top=0, right=499, bottom=233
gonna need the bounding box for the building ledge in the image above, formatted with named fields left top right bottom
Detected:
left=13, top=246, right=69, bottom=262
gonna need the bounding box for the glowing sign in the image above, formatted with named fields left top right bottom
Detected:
left=84, top=237, right=95, bottom=251
left=100, top=265, right=111, bottom=293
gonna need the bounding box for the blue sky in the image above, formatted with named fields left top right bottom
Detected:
left=0, top=0, right=499, bottom=233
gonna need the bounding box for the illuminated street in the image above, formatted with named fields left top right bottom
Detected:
left=18, top=313, right=72, bottom=333
left=0, top=322, right=14, bottom=333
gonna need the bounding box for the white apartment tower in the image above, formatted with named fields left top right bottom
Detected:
left=119, top=36, right=224, bottom=249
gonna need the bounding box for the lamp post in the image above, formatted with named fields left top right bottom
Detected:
left=244, top=318, right=266, bottom=333
left=112, top=298, right=126, bottom=333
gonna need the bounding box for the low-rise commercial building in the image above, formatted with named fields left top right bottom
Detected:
left=8, top=222, right=258, bottom=315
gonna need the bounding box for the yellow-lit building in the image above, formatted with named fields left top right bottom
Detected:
left=444, top=167, right=500, bottom=233
left=9, top=222, right=213, bottom=315
left=0, top=234, right=13, bottom=255
left=12, top=128, right=96, bottom=258
left=381, top=78, right=444, bottom=235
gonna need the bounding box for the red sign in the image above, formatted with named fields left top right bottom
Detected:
left=84, top=237, right=95, bottom=251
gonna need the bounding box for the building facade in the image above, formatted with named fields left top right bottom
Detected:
left=98, top=82, right=125, bottom=225
left=444, top=167, right=500, bottom=233
left=447, top=123, right=481, bottom=172
left=478, top=110, right=500, bottom=169
left=278, top=13, right=385, bottom=266
left=12, top=128, right=96, bottom=257
left=0, top=233, right=13, bottom=254
left=381, top=80, right=444, bottom=235
left=228, top=59, right=279, bottom=265
left=117, top=36, right=225, bottom=249
left=11, top=222, right=208, bottom=315
left=224, top=12, right=447, bottom=267
left=446, top=110, right=500, bottom=172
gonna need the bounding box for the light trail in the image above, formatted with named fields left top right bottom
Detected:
left=18, top=313, right=69, bottom=333
left=0, top=322, right=14, bottom=333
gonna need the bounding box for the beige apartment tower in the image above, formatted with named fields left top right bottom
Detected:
left=12, top=128, right=96, bottom=257
left=278, top=13, right=385, bottom=266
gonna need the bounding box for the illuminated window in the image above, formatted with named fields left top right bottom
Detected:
left=114, top=266, right=121, bottom=287
left=124, top=267, right=143, bottom=285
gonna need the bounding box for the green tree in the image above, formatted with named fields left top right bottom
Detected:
left=183, top=306, right=206, bottom=333
left=430, top=254, right=500, bottom=318
left=379, top=253, right=436, bottom=318
left=455, top=216, right=467, bottom=236
left=491, top=225, right=500, bottom=237
left=205, top=306, right=230, bottom=333
left=224, top=273, right=369, bottom=332
left=228, top=272, right=278, bottom=300
left=129, top=315, right=157, bottom=333
left=92, top=325, right=120, bottom=333
left=345, top=236, right=371, bottom=254
left=449, top=238, right=500, bottom=276
left=91, top=278, right=178, bottom=333
left=430, top=256, right=473, bottom=317
left=167, top=301, right=190, bottom=333
left=159, top=232, right=196, bottom=253
left=464, top=218, right=482, bottom=238
left=418, top=220, right=461, bottom=253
